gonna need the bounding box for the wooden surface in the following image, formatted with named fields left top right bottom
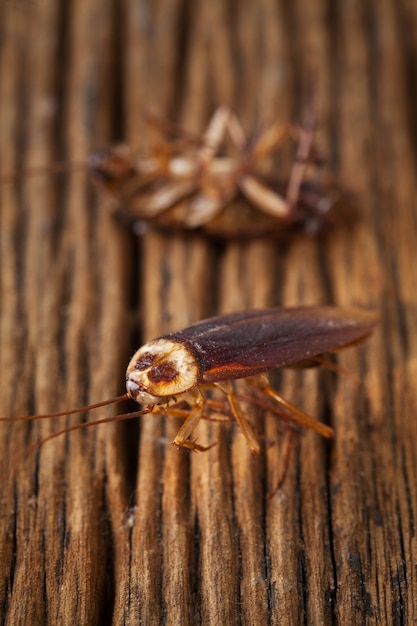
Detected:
left=0, top=1, right=416, bottom=624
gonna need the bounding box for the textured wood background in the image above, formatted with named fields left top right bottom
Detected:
left=1, top=0, right=416, bottom=624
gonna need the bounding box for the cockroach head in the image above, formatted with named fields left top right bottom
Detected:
left=125, top=338, right=200, bottom=404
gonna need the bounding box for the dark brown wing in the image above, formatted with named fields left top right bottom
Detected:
left=164, top=307, right=377, bottom=383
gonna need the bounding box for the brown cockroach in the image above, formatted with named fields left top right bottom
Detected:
left=88, top=105, right=356, bottom=238
left=1, top=98, right=356, bottom=239
left=1, top=307, right=377, bottom=489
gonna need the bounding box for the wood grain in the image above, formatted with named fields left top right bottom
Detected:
left=0, top=0, right=416, bottom=624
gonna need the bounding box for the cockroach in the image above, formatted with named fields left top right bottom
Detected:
left=1, top=94, right=357, bottom=239
left=1, top=307, right=377, bottom=485
left=87, top=105, right=356, bottom=239
left=85, top=71, right=357, bottom=237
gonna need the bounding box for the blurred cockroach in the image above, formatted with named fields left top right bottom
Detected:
left=1, top=97, right=357, bottom=239
left=88, top=104, right=356, bottom=238
left=1, top=307, right=377, bottom=488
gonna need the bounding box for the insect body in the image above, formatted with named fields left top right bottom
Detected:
left=1, top=307, right=377, bottom=470
left=124, top=307, right=377, bottom=453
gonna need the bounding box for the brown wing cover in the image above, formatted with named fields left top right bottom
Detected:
left=163, top=307, right=377, bottom=383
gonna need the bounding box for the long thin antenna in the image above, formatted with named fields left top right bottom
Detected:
left=0, top=161, right=87, bottom=184
left=1, top=405, right=153, bottom=482
left=0, top=393, right=129, bottom=422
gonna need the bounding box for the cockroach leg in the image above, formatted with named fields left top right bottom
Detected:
left=238, top=175, right=290, bottom=218
left=290, top=353, right=357, bottom=380
left=285, top=66, right=318, bottom=209
left=285, top=116, right=316, bottom=209
left=199, top=107, right=234, bottom=164
left=138, top=179, right=198, bottom=218
left=170, top=382, right=262, bottom=454
left=238, top=74, right=318, bottom=222
left=247, top=374, right=334, bottom=439
left=264, top=387, right=333, bottom=438
left=267, top=427, right=295, bottom=499
left=214, top=381, right=262, bottom=455
left=250, top=121, right=291, bottom=162
left=200, top=398, right=235, bottom=422
left=171, top=388, right=214, bottom=452
left=242, top=115, right=317, bottom=220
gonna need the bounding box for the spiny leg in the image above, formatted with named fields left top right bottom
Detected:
left=145, top=108, right=246, bottom=227
left=224, top=111, right=247, bottom=151
left=199, top=107, right=233, bottom=165
left=183, top=111, right=247, bottom=227
left=285, top=70, right=318, bottom=208
left=170, top=388, right=216, bottom=452
left=163, top=398, right=233, bottom=422
left=172, top=383, right=262, bottom=453
left=136, top=179, right=198, bottom=218
left=215, top=381, right=262, bottom=454
left=238, top=122, right=296, bottom=220
left=247, top=374, right=334, bottom=439
left=267, top=426, right=295, bottom=499
left=289, top=353, right=356, bottom=380
left=250, top=121, right=292, bottom=162
left=238, top=175, right=291, bottom=218
left=238, top=71, right=318, bottom=219
left=183, top=179, right=236, bottom=227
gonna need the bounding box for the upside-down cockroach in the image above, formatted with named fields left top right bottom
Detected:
left=1, top=93, right=356, bottom=239
left=84, top=70, right=357, bottom=237
left=1, top=307, right=377, bottom=481
left=88, top=104, right=355, bottom=238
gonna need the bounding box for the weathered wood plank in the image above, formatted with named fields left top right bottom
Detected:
left=0, top=0, right=416, bottom=624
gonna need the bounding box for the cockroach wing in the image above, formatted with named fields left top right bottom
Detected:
left=167, top=307, right=377, bottom=383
